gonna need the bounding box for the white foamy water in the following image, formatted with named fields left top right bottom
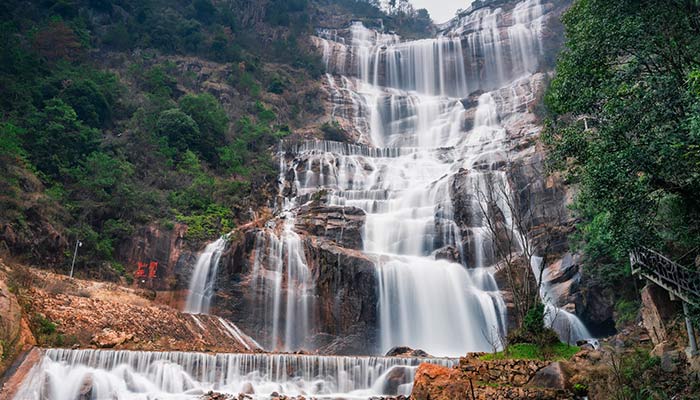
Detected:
left=14, top=349, right=456, bottom=400
left=184, top=238, right=227, bottom=315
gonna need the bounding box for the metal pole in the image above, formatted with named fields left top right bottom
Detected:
left=69, top=240, right=80, bottom=279
left=683, top=301, right=698, bottom=354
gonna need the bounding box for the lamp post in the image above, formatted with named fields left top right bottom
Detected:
left=69, top=239, right=83, bottom=279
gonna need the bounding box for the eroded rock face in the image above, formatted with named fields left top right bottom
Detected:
left=211, top=206, right=378, bottom=355
left=116, top=223, right=197, bottom=291
left=0, top=267, right=36, bottom=378
left=640, top=283, right=681, bottom=345
left=295, top=204, right=365, bottom=250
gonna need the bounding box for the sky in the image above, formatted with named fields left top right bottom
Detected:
left=410, top=0, right=473, bottom=23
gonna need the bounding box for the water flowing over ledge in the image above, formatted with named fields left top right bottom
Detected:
left=14, top=349, right=457, bottom=400
left=184, top=238, right=227, bottom=315
left=178, top=0, right=592, bottom=357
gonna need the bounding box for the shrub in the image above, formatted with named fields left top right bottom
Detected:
left=321, top=121, right=348, bottom=142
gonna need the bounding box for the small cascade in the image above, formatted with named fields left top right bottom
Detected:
left=249, top=214, right=316, bottom=352
left=531, top=257, right=594, bottom=344
left=15, top=349, right=457, bottom=400
left=184, top=238, right=227, bottom=314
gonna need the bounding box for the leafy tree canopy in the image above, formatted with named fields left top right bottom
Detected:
left=544, top=0, right=700, bottom=286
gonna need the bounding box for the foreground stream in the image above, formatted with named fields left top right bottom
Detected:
left=14, top=349, right=456, bottom=399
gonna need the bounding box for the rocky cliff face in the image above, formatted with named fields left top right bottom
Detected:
left=206, top=203, right=379, bottom=354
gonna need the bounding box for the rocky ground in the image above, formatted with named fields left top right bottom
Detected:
left=2, top=261, right=258, bottom=354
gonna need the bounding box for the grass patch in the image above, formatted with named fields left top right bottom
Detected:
left=480, top=342, right=580, bottom=361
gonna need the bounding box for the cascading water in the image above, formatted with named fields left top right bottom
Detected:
left=249, top=212, right=316, bottom=352
left=531, top=257, right=594, bottom=345
left=304, top=0, right=590, bottom=355
left=14, top=2, right=593, bottom=399
left=15, top=349, right=456, bottom=400
left=184, top=238, right=227, bottom=314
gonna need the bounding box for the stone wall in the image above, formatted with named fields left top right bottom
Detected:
left=412, top=360, right=572, bottom=400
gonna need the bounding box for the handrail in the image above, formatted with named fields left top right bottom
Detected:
left=630, top=247, right=700, bottom=305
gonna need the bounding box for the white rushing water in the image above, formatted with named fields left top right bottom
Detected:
left=15, top=349, right=456, bottom=400
left=531, top=257, right=594, bottom=345
left=249, top=212, right=316, bottom=352
left=302, top=1, right=553, bottom=355
left=18, top=2, right=593, bottom=399
left=184, top=238, right=227, bottom=315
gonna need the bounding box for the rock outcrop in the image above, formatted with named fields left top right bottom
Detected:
left=640, top=283, right=681, bottom=346
left=0, top=265, right=36, bottom=379
left=115, top=223, right=197, bottom=292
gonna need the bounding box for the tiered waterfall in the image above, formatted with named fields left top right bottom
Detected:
left=14, top=1, right=593, bottom=399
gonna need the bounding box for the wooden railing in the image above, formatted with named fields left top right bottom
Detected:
left=630, top=247, right=700, bottom=305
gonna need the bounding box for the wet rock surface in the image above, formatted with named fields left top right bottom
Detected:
left=295, top=204, right=365, bottom=250
left=385, top=346, right=431, bottom=358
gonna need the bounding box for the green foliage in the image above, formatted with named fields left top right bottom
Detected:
left=523, top=302, right=545, bottom=337
left=481, top=342, right=580, bottom=361
left=31, top=313, right=71, bottom=347
left=613, top=299, right=639, bottom=329
left=157, top=108, right=201, bottom=154
left=267, top=76, right=286, bottom=94
left=543, top=0, right=700, bottom=289
left=59, top=79, right=112, bottom=128
left=218, top=106, right=287, bottom=183
left=0, top=122, right=26, bottom=159
left=143, top=65, right=178, bottom=99
left=176, top=204, right=235, bottom=242
left=321, top=120, right=348, bottom=142
left=25, top=98, right=100, bottom=179
left=34, top=314, right=56, bottom=336
left=573, top=383, right=589, bottom=397
left=0, top=0, right=323, bottom=273
left=179, top=93, right=229, bottom=163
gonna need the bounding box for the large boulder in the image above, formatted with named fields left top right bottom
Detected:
left=526, top=361, right=569, bottom=390
left=385, top=346, right=431, bottom=358
left=411, top=363, right=470, bottom=400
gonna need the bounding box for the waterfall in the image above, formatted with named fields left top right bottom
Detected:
left=184, top=238, right=227, bottom=315
left=249, top=214, right=315, bottom=352
left=14, top=349, right=457, bottom=400
left=531, top=257, right=594, bottom=345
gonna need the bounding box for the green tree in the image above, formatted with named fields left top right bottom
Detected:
left=59, top=78, right=112, bottom=128
left=156, top=108, right=200, bottom=155
left=0, top=122, right=26, bottom=160
left=25, top=98, right=100, bottom=178
left=543, top=0, right=700, bottom=286
left=179, top=93, right=229, bottom=163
